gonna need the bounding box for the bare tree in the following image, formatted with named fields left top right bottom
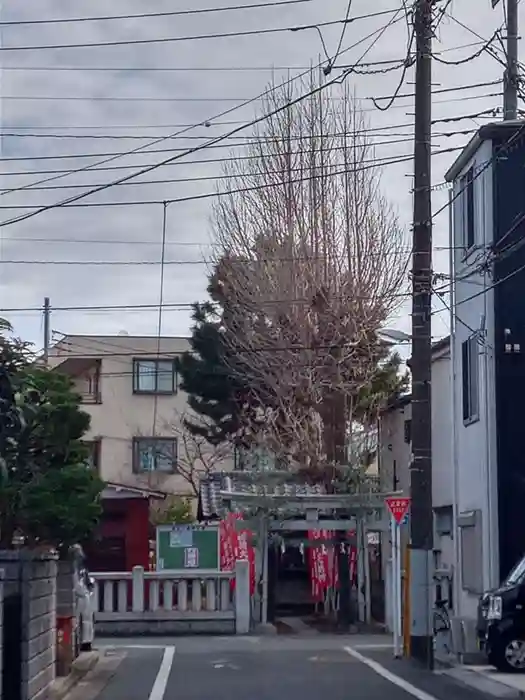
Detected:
left=165, top=410, right=234, bottom=496
left=211, top=75, right=408, bottom=475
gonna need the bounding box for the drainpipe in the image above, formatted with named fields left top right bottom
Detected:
left=449, top=191, right=461, bottom=619
left=482, top=244, right=497, bottom=588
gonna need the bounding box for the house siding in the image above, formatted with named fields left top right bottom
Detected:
left=492, top=132, right=525, bottom=580
left=450, top=137, right=498, bottom=620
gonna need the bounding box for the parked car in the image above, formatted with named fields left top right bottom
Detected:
left=74, top=564, right=96, bottom=652
left=477, top=555, right=525, bottom=672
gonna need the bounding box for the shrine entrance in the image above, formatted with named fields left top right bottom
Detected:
left=217, top=476, right=396, bottom=630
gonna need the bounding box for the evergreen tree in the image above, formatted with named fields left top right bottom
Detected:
left=175, top=298, right=248, bottom=447
left=0, top=323, right=104, bottom=551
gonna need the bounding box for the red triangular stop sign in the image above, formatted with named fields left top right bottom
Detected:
left=385, top=497, right=411, bottom=525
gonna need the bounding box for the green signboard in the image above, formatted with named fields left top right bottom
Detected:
left=156, top=524, right=219, bottom=572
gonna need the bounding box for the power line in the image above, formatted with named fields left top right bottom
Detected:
left=0, top=134, right=478, bottom=195
left=0, top=118, right=482, bottom=160
left=0, top=14, right=391, bottom=52
left=1, top=292, right=412, bottom=315
left=1, top=91, right=502, bottom=106
left=0, top=41, right=488, bottom=73
left=0, top=0, right=315, bottom=26
left=0, top=12, right=408, bottom=228
left=0, top=144, right=466, bottom=211
left=0, top=20, right=406, bottom=202
left=0, top=82, right=500, bottom=139
left=0, top=236, right=459, bottom=250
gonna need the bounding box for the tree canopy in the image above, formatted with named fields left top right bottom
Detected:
left=0, top=322, right=104, bottom=551
left=175, top=275, right=255, bottom=447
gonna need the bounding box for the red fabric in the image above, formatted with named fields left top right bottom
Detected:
left=220, top=513, right=255, bottom=595
left=309, top=528, right=358, bottom=599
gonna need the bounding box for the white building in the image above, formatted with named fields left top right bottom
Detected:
left=49, top=334, right=234, bottom=508
left=378, top=337, right=454, bottom=625
left=445, top=121, right=525, bottom=627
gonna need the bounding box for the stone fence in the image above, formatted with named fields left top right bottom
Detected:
left=92, top=560, right=251, bottom=636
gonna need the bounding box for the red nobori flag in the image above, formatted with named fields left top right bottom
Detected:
left=220, top=513, right=255, bottom=595
left=308, top=529, right=330, bottom=601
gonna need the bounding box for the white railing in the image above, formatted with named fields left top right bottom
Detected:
left=92, top=567, right=234, bottom=617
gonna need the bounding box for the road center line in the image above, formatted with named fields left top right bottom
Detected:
left=343, top=646, right=438, bottom=700
left=148, top=646, right=175, bottom=700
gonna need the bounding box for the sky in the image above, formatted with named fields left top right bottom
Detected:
left=0, top=0, right=518, bottom=353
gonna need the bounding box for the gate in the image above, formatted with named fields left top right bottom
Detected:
left=3, top=593, right=22, bottom=700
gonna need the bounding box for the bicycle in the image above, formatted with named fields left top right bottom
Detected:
left=433, top=598, right=452, bottom=654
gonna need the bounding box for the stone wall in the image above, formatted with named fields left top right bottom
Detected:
left=22, top=556, right=58, bottom=700
left=0, top=551, right=58, bottom=700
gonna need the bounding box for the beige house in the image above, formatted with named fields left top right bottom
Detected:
left=48, top=333, right=234, bottom=506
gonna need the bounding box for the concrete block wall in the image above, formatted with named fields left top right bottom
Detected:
left=21, top=555, right=58, bottom=700
left=0, top=551, right=58, bottom=700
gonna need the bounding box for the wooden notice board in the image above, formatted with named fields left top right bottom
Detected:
left=156, top=524, right=220, bottom=572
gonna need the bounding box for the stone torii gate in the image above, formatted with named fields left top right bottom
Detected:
left=217, top=475, right=400, bottom=626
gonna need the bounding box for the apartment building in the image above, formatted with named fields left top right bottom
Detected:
left=49, top=333, right=233, bottom=570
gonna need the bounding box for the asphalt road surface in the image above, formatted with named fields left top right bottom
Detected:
left=72, top=636, right=490, bottom=700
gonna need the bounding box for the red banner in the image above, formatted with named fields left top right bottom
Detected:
left=308, top=529, right=329, bottom=601
left=308, top=529, right=358, bottom=599
left=220, top=513, right=255, bottom=595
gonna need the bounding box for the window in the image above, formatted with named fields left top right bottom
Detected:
left=459, top=166, right=475, bottom=250
left=403, top=419, right=412, bottom=444
left=133, top=438, right=177, bottom=473
left=133, top=359, right=177, bottom=394
left=462, top=335, right=479, bottom=423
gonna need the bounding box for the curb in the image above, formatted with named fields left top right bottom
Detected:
left=440, top=666, right=525, bottom=699
left=49, top=651, right=99, bottom=700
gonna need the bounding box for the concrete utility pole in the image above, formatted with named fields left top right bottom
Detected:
left=503, top=0, right=519, bottom=120
left=410, top=0, right=434, bottom=669
left=43, top=297, right=51, bottom=366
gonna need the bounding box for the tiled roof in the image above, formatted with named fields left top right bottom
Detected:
left=198, top=472, right=327, bottom=519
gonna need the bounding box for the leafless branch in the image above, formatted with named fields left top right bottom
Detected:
left=210, top=74, right=408, bottom=472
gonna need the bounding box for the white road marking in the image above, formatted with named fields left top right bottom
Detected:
left=98, top=644, right=168, bottom=650
left=343, top=646, right=439, bottom=700
left=352, top=644, right=394, bottom=650
left=148, top=646, right=176, bottom=700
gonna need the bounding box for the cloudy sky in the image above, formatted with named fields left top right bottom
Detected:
left=0, top=0, right=518, bottom=352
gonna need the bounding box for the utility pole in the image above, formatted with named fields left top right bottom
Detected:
left=503, top=0, right=519, bottom=121
left=410, top=0, right=434, bottom=669
left=43, top=297, right=51, bottom=366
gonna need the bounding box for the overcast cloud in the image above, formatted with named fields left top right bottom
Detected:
left=0, top=0, right=516, bottom=353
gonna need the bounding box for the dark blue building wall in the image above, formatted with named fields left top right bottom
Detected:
left=492, top=129, right=525, bottom=580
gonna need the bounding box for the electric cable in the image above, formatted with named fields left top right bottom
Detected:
left=0, top=0, right=317, bottom=26
left=0, top=12, right=409, bottom=228
left=0, top=18, right=407, bottom=200
left=0, top=14, right=394, bottom=52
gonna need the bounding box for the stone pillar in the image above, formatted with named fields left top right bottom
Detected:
left=234, top=560, right=251, bottom=635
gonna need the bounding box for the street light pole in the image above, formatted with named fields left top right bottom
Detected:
left=410, top=0, right=434, bottom=669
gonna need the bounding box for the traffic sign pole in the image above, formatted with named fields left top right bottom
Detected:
left=385, top=497, right=410, bottom=658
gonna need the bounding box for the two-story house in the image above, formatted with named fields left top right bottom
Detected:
left=49, top=332, right=233, bottom=571
left=445, top=120, right=525, bottom=625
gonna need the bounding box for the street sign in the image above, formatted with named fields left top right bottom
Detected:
left=385, top=497, right=411, bottom=525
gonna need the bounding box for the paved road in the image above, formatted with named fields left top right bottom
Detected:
left=71, top=636, right=493, bottom=700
